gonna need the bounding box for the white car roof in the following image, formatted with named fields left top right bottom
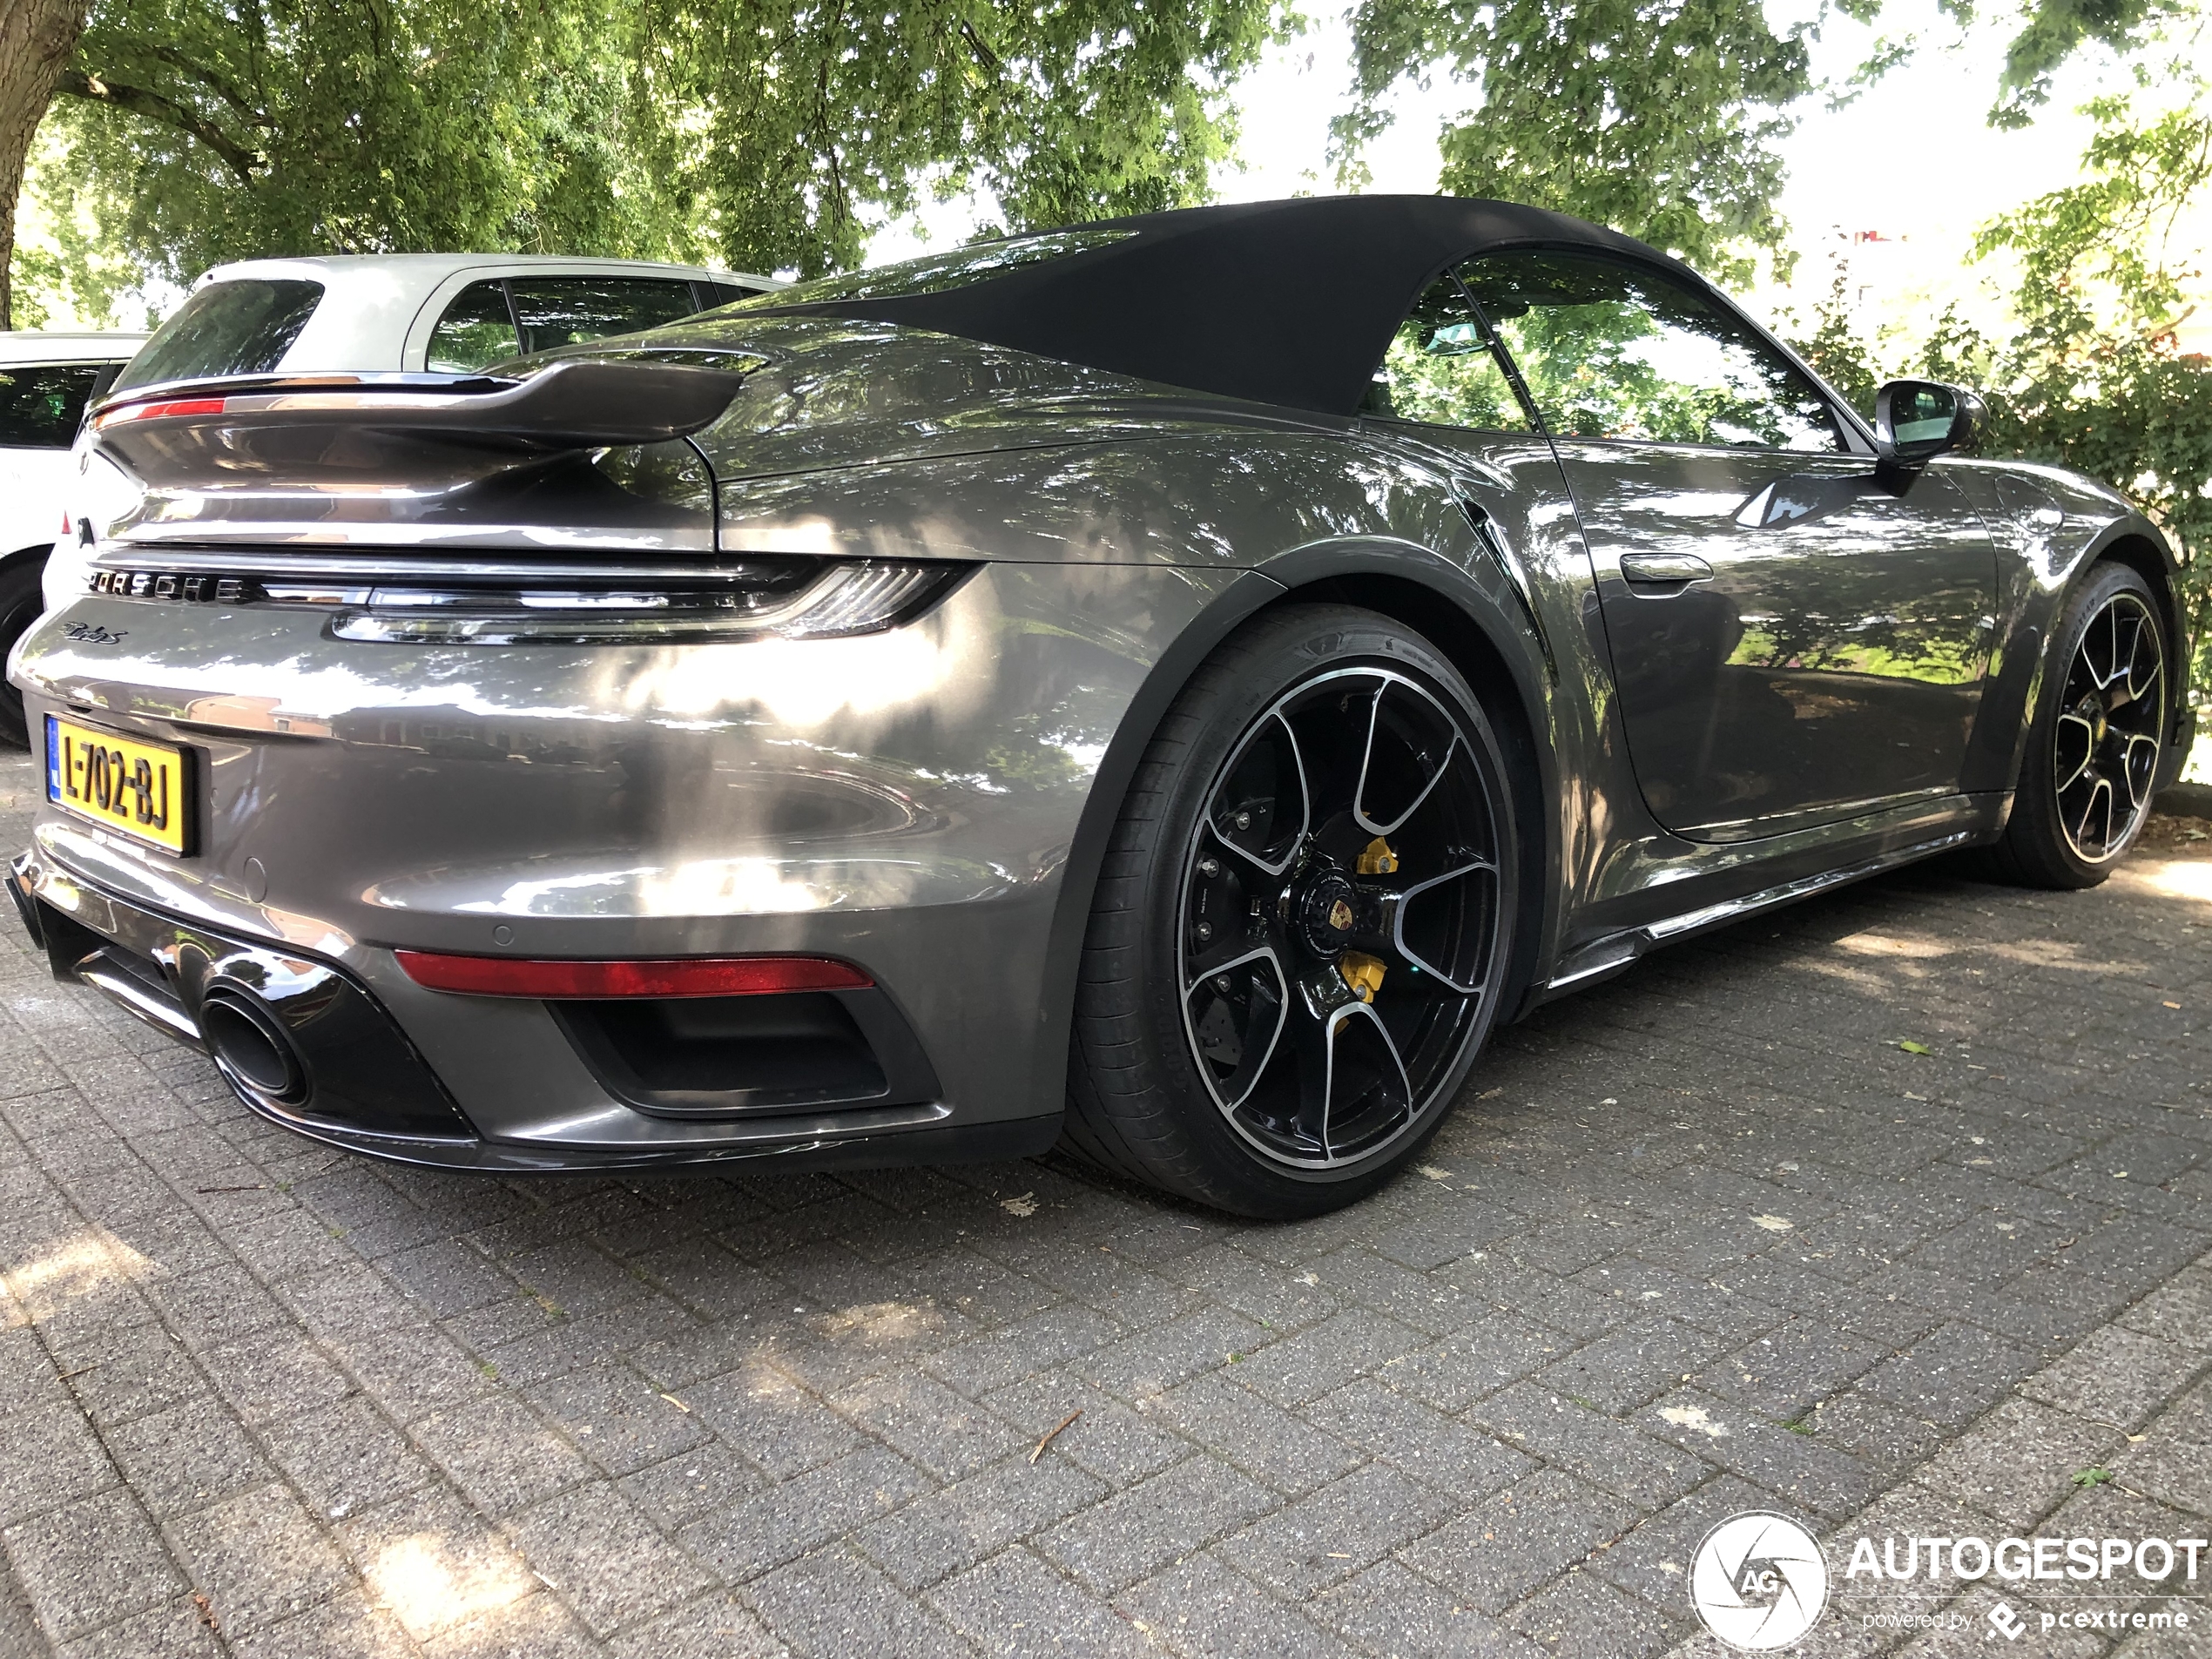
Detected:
left=185, top=254, right=782, bottom=377
left=0, top=329, right=149, bottom=367
left=199, top=253, right=777, bottom=299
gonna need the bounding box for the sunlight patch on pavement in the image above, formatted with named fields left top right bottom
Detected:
left=367, top=1534, right=533, bottom=1641
left=1837, top=932, right=1951, bottom=958
left=1979, top=937, right=2142, bottom=974
left=3, top=1231, right=152, bottom=1320
left=814, top=1299, right=947, bottom=1345
left=1660, top=1404, right=1731, bottom=1439
left=2120, top=857, right=2212, bottom=908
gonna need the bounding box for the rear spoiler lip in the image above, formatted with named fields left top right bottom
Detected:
left=92, top=370, right=515, bottom=416
left=89, top=358, right=752, bottom=449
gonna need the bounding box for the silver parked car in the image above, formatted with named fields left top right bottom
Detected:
left=7, top=199, right=2193, bottom=1217
left=43, top=254, right=781, bottom=615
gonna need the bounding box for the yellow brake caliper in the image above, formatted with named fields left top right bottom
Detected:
left=1339, top=952, right=1386, bottom=1003
left=1340, top=837, right=1397, bottom=1002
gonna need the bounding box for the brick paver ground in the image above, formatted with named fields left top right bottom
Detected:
left=1, top=749, right=2208, bottom=1658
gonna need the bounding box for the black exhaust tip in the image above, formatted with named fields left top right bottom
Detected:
left=199, top=984, right=310, bottom=1105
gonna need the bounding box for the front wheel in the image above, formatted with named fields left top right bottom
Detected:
left=1990, top=563, right=2168, bottom=888
left=1063, top=604, right=1521, bottom=1218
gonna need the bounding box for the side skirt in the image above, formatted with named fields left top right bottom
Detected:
left=1532, top=809, right=2002, bottom=1006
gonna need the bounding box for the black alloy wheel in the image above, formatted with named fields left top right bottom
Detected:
left=0, top=560, right=44, bottom=749
left=1991, top=562, right=2168, bottom=888
left=1066, top=604, right=1520, bottom=1217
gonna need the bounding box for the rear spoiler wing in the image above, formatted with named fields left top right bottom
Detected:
left=91, top=358, right=750, bottom=451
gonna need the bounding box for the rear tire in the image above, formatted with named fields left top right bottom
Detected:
left=1988, top=563, right=2167, bottom=889
left=0, top=559, right=45, bottom=749
left=1063, top=604, right=1521, bottom=1218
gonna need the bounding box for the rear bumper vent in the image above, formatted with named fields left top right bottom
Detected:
left=553, top=986, right=941, bottom=1120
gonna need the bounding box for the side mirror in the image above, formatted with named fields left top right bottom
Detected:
left=1873, top=380, right=1983, bottom=477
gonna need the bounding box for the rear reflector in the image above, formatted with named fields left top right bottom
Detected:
left=395, top=951, right=873, bottom=999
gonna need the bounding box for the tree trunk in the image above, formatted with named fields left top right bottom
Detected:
left=0, top=0, right=90, bottom=331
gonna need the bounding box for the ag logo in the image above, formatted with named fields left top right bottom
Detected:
left=1689, top=1512, right=1830, bottom=1649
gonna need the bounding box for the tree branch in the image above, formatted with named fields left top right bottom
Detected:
left=958, top=18, right=1002, bottom=75
left=54, top=66, right=261, bottom=179
left=148, top=46, right=272, bottom=127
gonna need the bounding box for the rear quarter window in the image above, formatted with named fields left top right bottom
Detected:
left=115, top=279, right=324, bottom=391
left=508, top=278, right=701, bottom=353
left=426, top=280, right=522, bottom=374
left=425, top=277, right=709, bottom=372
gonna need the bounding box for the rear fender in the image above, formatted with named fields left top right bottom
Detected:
left=1029, top=535, right=1561, bottom=1113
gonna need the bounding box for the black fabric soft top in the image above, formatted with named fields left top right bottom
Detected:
left=764, top=195, right=1670, bottom=417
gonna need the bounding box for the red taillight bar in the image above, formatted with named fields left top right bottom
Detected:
left=97, top=396, right=228, bottom=428
left=394, top=952, right=873, bottom=999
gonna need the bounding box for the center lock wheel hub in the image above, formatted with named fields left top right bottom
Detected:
left=1297, top=871, right=1359, bottom=959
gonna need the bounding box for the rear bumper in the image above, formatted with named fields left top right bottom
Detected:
left=9, top=852, right=1057, bottom=1173
left=12, top=560, right=1237, bottom=1140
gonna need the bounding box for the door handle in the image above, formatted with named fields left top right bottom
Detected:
left=1618, top=552, right=1713, bottom=586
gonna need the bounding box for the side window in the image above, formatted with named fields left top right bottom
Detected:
left=506, top=279, right=700, bottom=354
left=0, top=364, right=103, bottom=448
left=1362, top=276, right=1531, bottom=432
left=1458, top=252, right=1841, bottom=452
left=427, top=281, right=521, bottom=374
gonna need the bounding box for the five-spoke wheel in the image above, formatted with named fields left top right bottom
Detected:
left=1993, top=562, right=2168, bottom=888
left=1067, top=605, right=1517, bottom=1217
left=2051, top=589, right=2164, bottom=862
left=1178, top=666, right=1502, bottom=1169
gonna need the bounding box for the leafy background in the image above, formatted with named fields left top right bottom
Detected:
left=2, top=0, right=2207, bottom=750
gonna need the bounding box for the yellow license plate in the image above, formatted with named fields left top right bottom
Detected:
left=44, top=716, right=192, bottom=855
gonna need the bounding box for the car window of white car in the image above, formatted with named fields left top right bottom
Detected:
left=425, top=280, right=523, bottom=374
left=1359, top=275, right=1533, bottom=433
left=508, top=278, right=701, bottom=354
left=0, top=365, right=104, bottom=451
left=1458, top=252, right=1842, bottom=453
left=113, top=279, right=325, bottom=392
left=427, top=277, right=706, bottom=373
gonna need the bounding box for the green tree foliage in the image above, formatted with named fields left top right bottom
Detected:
left=1795, top=92, right=2212, bottom=695
left=1954, top=93, right=2212, bottom=690
left=40, top=0, right=662, bottom=293
left=1332, top=0, right=1811, bottom=284
left=1839, top=0, right=2202, bottom=128
left=24, top=0, right=1278, bottom=301
left=631, top=0, right=1279, bottom=278
left=1957, top=0, right=2196, bottom=128
left=1786, top=268, right=1882, bottom=417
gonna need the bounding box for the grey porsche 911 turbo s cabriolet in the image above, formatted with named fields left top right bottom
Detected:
left=8, top=196, right=2193, bottom=1217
